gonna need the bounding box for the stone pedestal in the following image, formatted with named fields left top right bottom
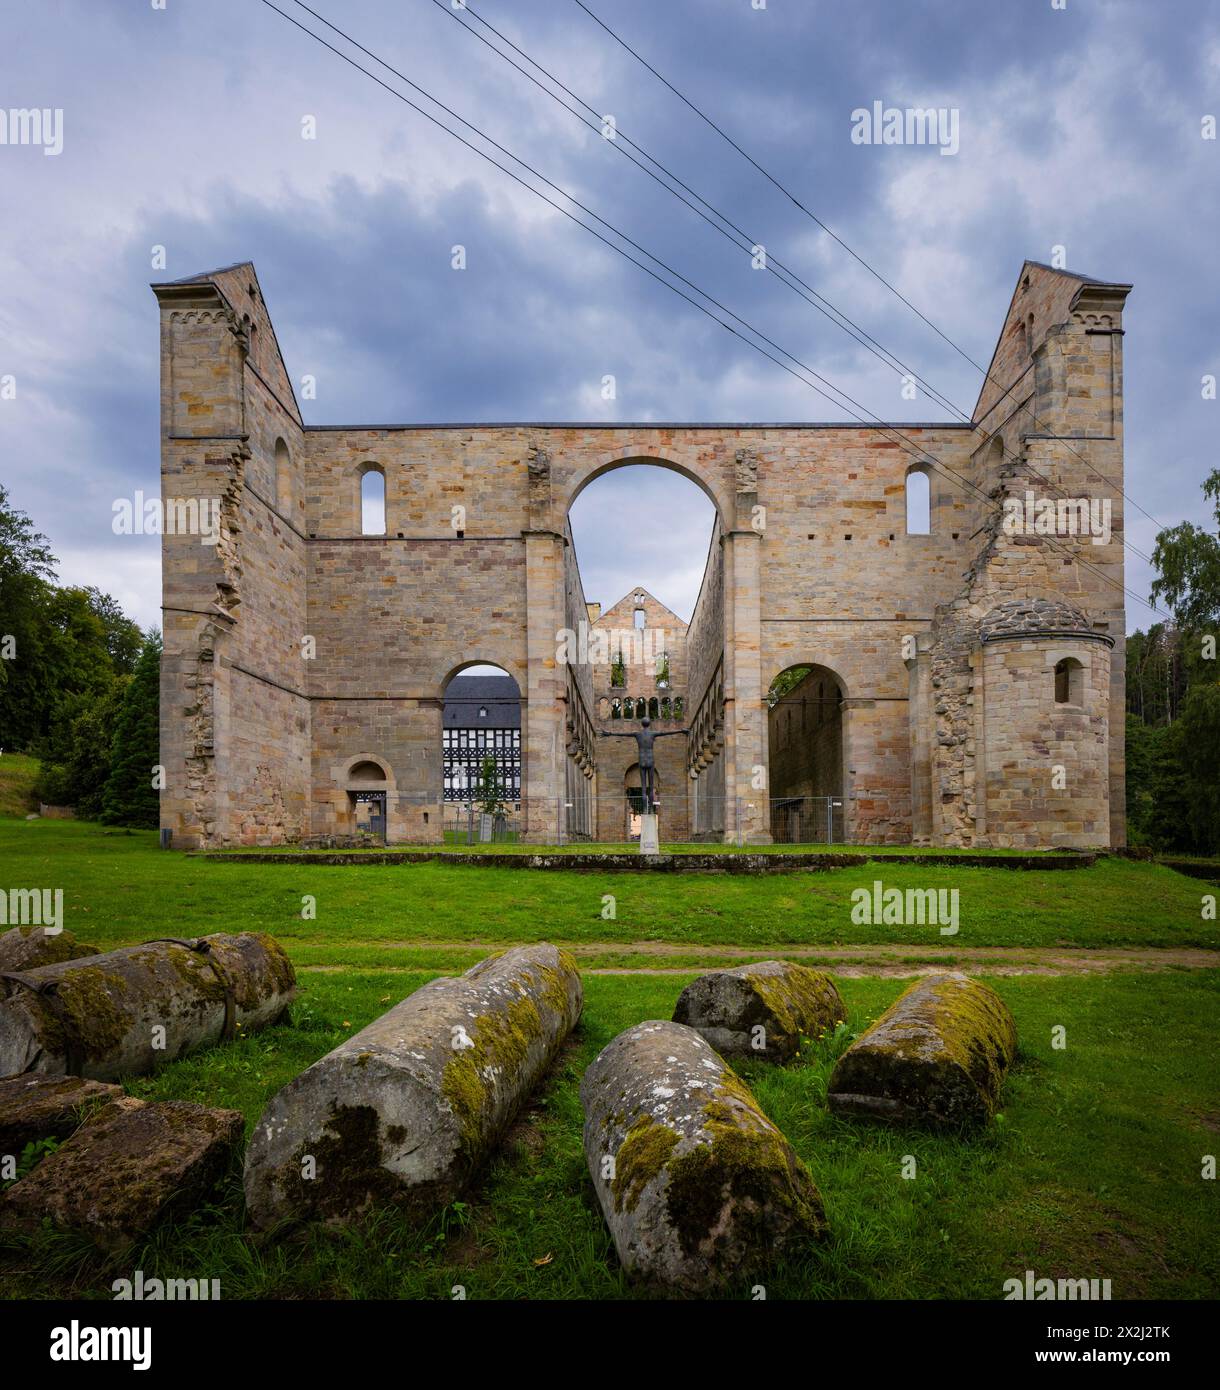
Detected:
left=639, top=813, right=659, bottom=856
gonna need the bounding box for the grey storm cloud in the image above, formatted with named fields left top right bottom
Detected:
left=0, top=0, right=1215, bottom=630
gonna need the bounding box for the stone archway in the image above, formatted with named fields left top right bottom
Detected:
left=440, top=664, right=522, bottom=840
left=622, top=760, right=662, bottom=841
left=765, top=663, right=850, bottom=844
left=559, top=445, right=731, bottom=528
left=330, top=753, right=396, bottom=844
left=519, top=437, right=765, bottom=843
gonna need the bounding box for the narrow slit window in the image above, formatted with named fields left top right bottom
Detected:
left=274, top=438, right=292, bottom=513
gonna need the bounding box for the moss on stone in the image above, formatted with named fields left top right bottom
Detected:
left=438, top=953, right=577, bottom=1153
left=231, top=933, right=297, bottom=1008
left=43, top=967, right=132, bottom=1062
left=534, top=953, right=578, bottom=1023
left=830, top=974, right=1017, bottom=1126
left=440, top=993, right=541, bottom=1156
left=283, top=1102, right=405, bottom=1220
left=747, top=964, right=845, bottom=1046
left=611, top=1114, right=679, bottom=1214
left=663, top=1074, right=825, bottom=1258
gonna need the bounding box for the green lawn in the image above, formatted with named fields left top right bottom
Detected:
left=1, top=819, right=1215, bottom=956
left=1, top=968, right=1216, bottom=1300
left=0, top=815, right=1216, bottom=1300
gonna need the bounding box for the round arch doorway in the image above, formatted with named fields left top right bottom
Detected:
left=766, top=663, right=848, bottom=844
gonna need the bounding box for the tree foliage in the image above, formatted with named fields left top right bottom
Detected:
left=101, top=633, right=162, bottom=829
left=1, top=487, right=153, bottom=827
left=1150, top=469, right=1220, bottom=631
left=1128, top=468, right=1220, bottom=853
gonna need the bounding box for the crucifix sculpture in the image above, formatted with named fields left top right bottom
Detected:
left=598, top=716, right=685, bottom=812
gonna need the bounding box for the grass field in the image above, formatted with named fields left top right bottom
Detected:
left=1, top=820, right=1214, bottom=957
left=0, top=814, right=1217, bottom=1300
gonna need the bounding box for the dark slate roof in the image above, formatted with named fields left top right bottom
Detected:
left=979, top=598, right=1112, bottom=645
left=443, top=675, right=522, bottom=728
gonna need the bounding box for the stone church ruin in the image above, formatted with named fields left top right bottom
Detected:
left=154, top=258, right=1129, bottom=848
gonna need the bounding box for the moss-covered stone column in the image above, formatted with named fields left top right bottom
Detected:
left=672, top=960, right=845, bottom=1062
left=244, top=944, right=582, bottom=1229
left=0, top=933, right=296, bottom=1080
left=581, top=1020, right=827, bottom=1291
left=828, top=972, right=1017, bottom=1128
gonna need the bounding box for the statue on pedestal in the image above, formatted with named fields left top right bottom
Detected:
left=598, top=717, right=685, bottom=812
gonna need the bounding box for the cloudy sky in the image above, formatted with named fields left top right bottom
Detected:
left=1, top=0, right=1216, bottom=629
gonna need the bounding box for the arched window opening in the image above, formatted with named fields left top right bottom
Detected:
left=565, top=460, right=719, bottom=841
left=274, top=437, right=292, bottom=514
left=360, top=466, right=385, bottom=535
left=1054, top=657, right=1083, bottom=706
left=905, top=467, right=930, bottom=535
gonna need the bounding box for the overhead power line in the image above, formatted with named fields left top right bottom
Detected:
left=425, top=0, right=1160, bottom=572
left=568, top=0, right=1167, bottom=536
left=256, top=0, right=1163, bottom=618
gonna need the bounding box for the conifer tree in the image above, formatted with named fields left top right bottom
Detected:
left=100, top=631, right=161, bottom=828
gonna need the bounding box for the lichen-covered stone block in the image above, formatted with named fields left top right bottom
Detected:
left=0, top=932, right=296, bottom=1080
left=581, top=1020, right=827, bottom=1291
left=672, top=960, right=846, bottom=1061
left=0, top=1097, right=243, bottom=1253
left=0, top=926, right=98, bottom=974
left=827, top=972, right=1017, bottom=1128
left=243, top=944, right=582, bottom=1230
left=0, top=1074, right=123, bottom=1155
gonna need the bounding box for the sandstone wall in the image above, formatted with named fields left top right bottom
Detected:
left=155, top=267, right=309, bottom=847
left=157, top=260, right=1129, bottom=849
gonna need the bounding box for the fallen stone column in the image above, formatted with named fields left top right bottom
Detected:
left=0, top=933, right=296, bottom=1080
left=828, top=972, right=1017, bottom=1128
left=244, top=944, right=582, bottom=1230
left=581, top=1020, right=827, bottom=1291
left=672, top=960, right=846, bottom=1061
left=0, top=926, right=97, bottom=974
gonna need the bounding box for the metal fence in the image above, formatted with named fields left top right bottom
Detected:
left=769, top=796, right=847, bottom=846
left=442, top=801, right=524, bottom=846
left=362, top=794, right=851, bottom=848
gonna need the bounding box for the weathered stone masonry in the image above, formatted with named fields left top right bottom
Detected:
left=154, top=259, right=1129, bottom=847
